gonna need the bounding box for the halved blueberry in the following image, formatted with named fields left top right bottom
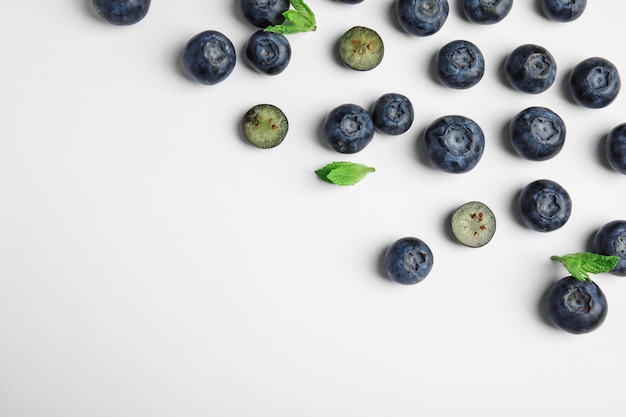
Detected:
left=338, top=26, right=384, bottom=71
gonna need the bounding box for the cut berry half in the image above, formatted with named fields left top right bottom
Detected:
left=337, top=26, right=384, bottom=71
left=241, top=104, right=288, bottom=149
left=451, top=201, right=496, bottom=247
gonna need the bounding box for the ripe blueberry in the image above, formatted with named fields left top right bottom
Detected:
left=396, top=0, right=449, bottom=36
left=462, top=0, right=513, bottom=24
left=605, top=123, right=626, bottom=174
left=183, top=30, right=237, bottom=86
left=544, top=276, right=608, bottom=334
left=568, top=57, right=621, bottom=109
left=92, top=0, right=151, bottom=25
left=592, top=220, right=626, bottom=276
left=245, top=30, right=291, bottom=75
left=518, top=179, right=572, bottom=232
left=384, top=237, right=434, bottom=285
left=541, top=0, right=586, bottom=22
left=324, top=104, right=375, bottom=154
left=239, top=0, right=289, bottom=28
left=435, top=39, right=485, bottom=89
left=423, top=115, right=485, bottom=173
left=504, top=44, right=557, bottom=94
left=509, top=106, right=566, bottom=161
left=370, top=93, right=414, bottom=135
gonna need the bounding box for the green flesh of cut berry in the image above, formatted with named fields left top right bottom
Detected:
left=241, top=104, right=289, bottom=148
left=451, top=201, right=496, bottom=248
left=338, top=26, right=384, bottom=71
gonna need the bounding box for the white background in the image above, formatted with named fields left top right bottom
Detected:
left=2, top=1, right=626, bottom=416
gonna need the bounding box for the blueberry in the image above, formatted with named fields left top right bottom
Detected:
left=568, top=57, right=621, bottom=109
left=245, top=30, right=291, bottom=75
left=462, top=0, right=513, bottom=24
left=509, top=106, right=566, bottom=161
left=370, top=93, right=414, bottom=135
left=92, top=0, right=151, bottom=25
left=435, top=39, right=485, bottom=89
left=323, top=104, right=375, bottom=154
left=384, top=237, right=434, bottom=285
left=504, top=44, right=557, bottom=94
left=338, top=26, right=385, bottom=71
left=518, top=179, right=571, bottom=232
left=605, top=123, right=626, bottom=174
left=423, top=115, right=485, bottom=173
left=592, top=220, right=626, bottom=276
left=544, top=276, right=607, bottom=334
left=396, top=0, right=449, bottom=37
left=239, top=0, right=289, bottom=28
left=241, top=104, right=289, bottom=148
left=183, top=30, right=237, bottom=86
left=336, top=0, right=365, bottom=3
left=541, top=0, right=586, bottom=22
left=451, top=201, right=496, bottom=248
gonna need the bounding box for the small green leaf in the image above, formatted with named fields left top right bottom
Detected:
left=264, top=0, right=316, bottom=34
left=315, top=162, right=375, bottom=186
left=551, top=252, right=620, bottom=281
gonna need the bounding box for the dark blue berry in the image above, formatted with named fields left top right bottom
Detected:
left=239, top=0, right=289, bottom=28
left=336, top=0, right=365, bottom=3
left=509, top=106, right=566, bottom=161
left=462, top=0, right=513, bottom=24
left=396, top=0, right=449, bottom=36
left=541, top=0, right=586, bottom=22
left=245, top=30, right=291, bottom=75
left=183, top=30, right=236, bottom=86
left=92, top=0, right=150, bottom=25
left=323, top=104, right=375, bottom=154
left=568, top=57, right=621, bottom=109
left=518, top=179, right=571, bottom=232
left=544, top=276, right=607, bottom=334
left=423, top=115, right=485, bottom=173
left=605, top=123, right=626, bottom=174
left=371, top=93, right=414, bottom=135
left=505, top=44, right=557, bottom=94
left=592, top=220, right=626, bottom=276
left=435, top=39, right=485, bottom=89
left=384, top=237, right=434, bottom=285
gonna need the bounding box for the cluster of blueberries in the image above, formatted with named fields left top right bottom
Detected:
left=92, top=0, right=626, bottom=334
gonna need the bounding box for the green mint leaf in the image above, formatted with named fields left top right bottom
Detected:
left=264, top=0, right=316, bottom=34
left=551, top=252, right=620, bottom=281
left=315, top=162, right=375, bottom=186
